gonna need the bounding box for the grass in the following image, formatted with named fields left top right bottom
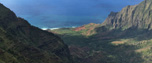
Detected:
left=50, top=26, right=152, bottom=63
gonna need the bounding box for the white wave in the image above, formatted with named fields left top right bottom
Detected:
left=49, top=28, right=60, bottom=30
left=71, top=26, right=77, bottom=28
left=41, top=26, right=78, bottom=30
left=41, top=28, right=48, bottom=30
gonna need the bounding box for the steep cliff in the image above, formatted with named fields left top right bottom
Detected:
left=0, top=3, right=72, bottom=63
left=103, top=0, right=152, bottom=30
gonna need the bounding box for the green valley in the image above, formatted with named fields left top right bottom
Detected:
left=50, top=0, right=152, bottom=63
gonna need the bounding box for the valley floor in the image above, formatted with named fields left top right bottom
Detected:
left=50, top=27, right=152, bottom=63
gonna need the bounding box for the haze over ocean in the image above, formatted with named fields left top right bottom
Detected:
left=0, top=0, right=143, bottom=28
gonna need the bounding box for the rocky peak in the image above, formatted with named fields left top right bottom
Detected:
left=0, top=3, right=18, bottom=28
left=102, top=0, right=152, bottom=30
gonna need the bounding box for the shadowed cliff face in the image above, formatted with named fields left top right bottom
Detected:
left=0, top=3, right=72, bottom=63
left=103, top=0, right=152, bottom=30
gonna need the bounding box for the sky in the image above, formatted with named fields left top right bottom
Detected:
left=0, top=0, right=144, bottom=28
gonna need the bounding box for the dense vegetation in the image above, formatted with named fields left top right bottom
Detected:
left=51, top=0, right=152, bottom=63
left=1, top=0, right=152, bottom=63
left=0, top=3, right=72, bottom=63
left=51, top=26, right=151, bottom=63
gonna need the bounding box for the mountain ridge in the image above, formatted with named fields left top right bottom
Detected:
left=0, top=3, right=73, bottom=63
left=102, top=0, right=152, bottom=30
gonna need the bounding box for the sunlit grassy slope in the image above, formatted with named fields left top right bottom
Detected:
left=51, top=25, right=152, bottom=63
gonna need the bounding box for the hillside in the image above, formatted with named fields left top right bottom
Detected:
left=50, top=0, right=152, bottom=63
left=103, top=0, right=152, bottom=30
left=0, top=3, right=72, bottom=63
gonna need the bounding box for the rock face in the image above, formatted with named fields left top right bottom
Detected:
left=103, top=0, right=152, bottom=30
left=0, top=3, right=72, bottom=63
